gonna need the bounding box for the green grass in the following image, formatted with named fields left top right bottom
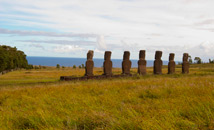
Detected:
left=0, top=64, right=214, bottom=129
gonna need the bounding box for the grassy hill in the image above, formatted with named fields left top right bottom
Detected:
left=0, top=64, right=214, bottom=129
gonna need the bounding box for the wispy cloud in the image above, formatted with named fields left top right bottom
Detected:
left=0, top=28, right=98, bottom=38
left=96, top=35, right=107, bottom=50
left=18, top=40, right=96, bottom=46
left=29, top=43, right=45, bottom=50
left=53, top=45, right=84, bottom=53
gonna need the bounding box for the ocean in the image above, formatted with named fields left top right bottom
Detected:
left=27, top=56, right=169, bottom=68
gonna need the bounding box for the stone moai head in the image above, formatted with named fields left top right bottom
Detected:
left=123, top=51, right=130, bottom=60
left=87, top=50, right=94, bottom=60
left=139, top=50, right=146, bottom=60
left=183, top=53, right=189, bottom=62
left=104, top=51, right=111, bottom=61
left=155, top=51, right=162, bottom=60
left=169, top=53, right=175, bottom=61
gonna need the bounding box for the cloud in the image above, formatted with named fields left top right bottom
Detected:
left=143, top=42, right=214, bottom=61
left=120, top=40, right=139, bottom=51
left=53, top=45, right=84, bottom=53
left=94, top=48, right=104, bottom=54
left=190, top=41, right=214, bottom=58
left=196, top=28, right=214, bottom=32
left=0, top=0, right=214, bottom=60
left=18, top=40, right=96, bottom=46
left=0, top=28, right=98, bottom=38
left=195, top=19, right=214, bottom=26
left=96, top=35, right=107, bottom=50
left=29, top=43, right=45, bottom=50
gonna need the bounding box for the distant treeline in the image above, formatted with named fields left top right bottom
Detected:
left=0, top=45, right=30, bottom=72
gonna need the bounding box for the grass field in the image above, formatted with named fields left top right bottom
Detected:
left=0, top=64, right=214, bottom=130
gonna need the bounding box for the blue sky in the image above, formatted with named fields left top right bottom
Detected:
left=0, top=0, right=214, bottom=61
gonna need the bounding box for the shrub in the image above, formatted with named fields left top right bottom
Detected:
left=26, top=64, right=33, bottom=70
left=34, top=66, right=40, bottom=69
left=81, top=64, right=85, bottom=68
left=56, top=64, right=60, bottom=69
left=73, top=65, right=76, bottom=69
left=209, top=59, right=214, bottom=63
left=194, top=57, right=202, bottom=64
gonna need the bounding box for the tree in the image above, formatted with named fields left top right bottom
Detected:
left=56, top=64, right=60, bottom=69
left=209, top=59, right=214, bottom=63
left=177, top=62, right=182, bottom=65
left=81, top=64, right=85, bottom=69
left=0, top=48, right=7, bottom=72
left=73, top=65, right=76, bottom=69
left=79, top=65, right=81, bottom=69
left=188, top=55, right=193, bottom=64
left=0, top=45, right=29, bottom=72
left=194, top=57, right=202, bottom=64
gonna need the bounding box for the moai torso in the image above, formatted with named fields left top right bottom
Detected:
left=103, top=51, right=112, bottom=76
left=138, top=50, right=147, bottom=75
left=182, top=53, right=189, bottom=74
left=122, top=51, right=132, bottom=75
left=168, top=53, right=175, bottom=74
left=85, top=50, right=94, bottom=76
left=154, top=51, right=163, bottom=74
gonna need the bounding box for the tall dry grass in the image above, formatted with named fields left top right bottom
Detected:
left=0, top=64, right=214, bottom=129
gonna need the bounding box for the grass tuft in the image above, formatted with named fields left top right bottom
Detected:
left=12, top=117, right=40, bottom=130
left=139, top=90, right=160, bottom=99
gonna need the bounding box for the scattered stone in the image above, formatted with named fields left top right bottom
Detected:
left=103, top=51, right=113, bottom=76
left=122, top=51, right=132, bottom=75
left=168, top=53, right=175, bottom=74
left=154, top=51, right=163, bottom=74
left=138, top=50, right=147, bottom=75
left=2, top=71, right=7, bottom=74
left=182, top=53, right=189, bottom=74
left=85, top=50, right=94, bottom=76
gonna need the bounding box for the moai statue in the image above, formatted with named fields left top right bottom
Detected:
left=85, top=50, right=94, bottom=76
left=103, top=51, right=112, bottom=76
left=182, top=53, right=189, bottom=74
left=154, top=51, right=163, bottom=74
left=138, top=50, right=147, bottom=75
left=122, top=51, right=132, bottom=75
left=168, top=53, right=175, bottom=74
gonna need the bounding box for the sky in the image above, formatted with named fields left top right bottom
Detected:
left=0, top=0, right=214, bottom=61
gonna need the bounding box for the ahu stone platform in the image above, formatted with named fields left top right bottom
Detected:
left=60, top=74, right=133, bottom=81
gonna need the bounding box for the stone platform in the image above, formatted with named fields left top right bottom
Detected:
left=60, top=74, right=133, bottom=81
